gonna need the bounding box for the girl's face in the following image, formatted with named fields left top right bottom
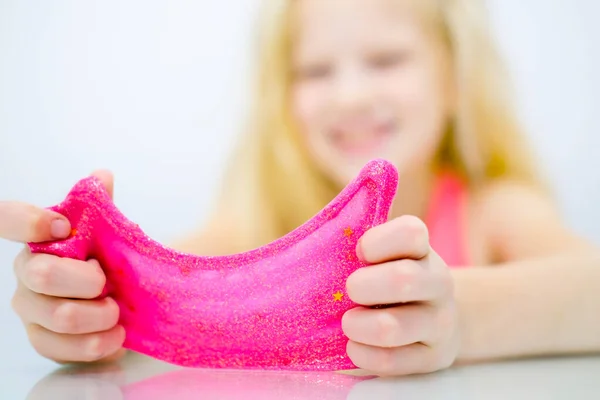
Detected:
left=291, top=0, right=455, bottom=186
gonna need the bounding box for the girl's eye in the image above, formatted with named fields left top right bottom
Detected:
left=294, top=63, right=332, bottom=80
left=367, top=50, right=408, bottom=69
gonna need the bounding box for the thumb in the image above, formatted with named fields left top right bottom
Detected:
left=0, top=202, right=71, bottom=243
left=91, top=169, right=114, bottom=199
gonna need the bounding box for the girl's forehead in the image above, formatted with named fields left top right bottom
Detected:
left=293, top=0, right=415, bottom=29
left=291, top=0, right=427, bottom=50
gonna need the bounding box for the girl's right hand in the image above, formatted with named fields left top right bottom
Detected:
left=2, top=171, right=126, bottom=364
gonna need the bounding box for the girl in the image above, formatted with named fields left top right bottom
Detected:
left=4, top=0, right=600, bottom=376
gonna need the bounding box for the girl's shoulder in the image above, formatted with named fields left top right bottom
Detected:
left=465, top=178, right=582, bottom=264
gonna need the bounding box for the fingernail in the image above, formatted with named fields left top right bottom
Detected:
left=50, top=218, right=70, bottom=238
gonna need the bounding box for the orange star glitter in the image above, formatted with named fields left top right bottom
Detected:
left=70, top=228, right=78, bottom=237
left=343, top=227, right=353, bottom=237
left=332, top=291, right=344, bottom=301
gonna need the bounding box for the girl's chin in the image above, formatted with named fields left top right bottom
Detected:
left=330, top=138, right=393, bottom=159
left=310, top=145, right=401, bottom=185
left=323, top=157, right=381, bottom=186
left=333, top=149, right=394, bottom=169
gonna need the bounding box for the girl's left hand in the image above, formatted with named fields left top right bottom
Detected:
left=343, top=215, right=459, bottom=376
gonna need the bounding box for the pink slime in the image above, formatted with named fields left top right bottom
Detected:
left=29, top=159, right=398, bottom=371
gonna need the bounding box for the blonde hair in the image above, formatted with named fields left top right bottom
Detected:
left=210, top=0, right=545, bottom=251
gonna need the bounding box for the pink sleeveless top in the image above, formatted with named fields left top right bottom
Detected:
left=425, top=171, right=470, bottom=267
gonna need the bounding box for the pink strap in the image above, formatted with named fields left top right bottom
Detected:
left=426, top=172, right=469, bottom=267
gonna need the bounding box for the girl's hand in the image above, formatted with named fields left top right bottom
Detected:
left=2, top=171, right=126, bottom=364
left=343, top=215, right=459, bottom=376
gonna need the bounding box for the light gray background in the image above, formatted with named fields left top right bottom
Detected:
left=0, top=1, right=599, bottom=394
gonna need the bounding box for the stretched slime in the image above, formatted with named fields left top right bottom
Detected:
left=29, top=159, right=398, bottom=370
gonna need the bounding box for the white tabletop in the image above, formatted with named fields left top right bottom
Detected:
left=2, top=352, right=599, bottom=399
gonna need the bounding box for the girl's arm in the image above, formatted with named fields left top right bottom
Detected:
left=454, top=182, right=600, bottom=363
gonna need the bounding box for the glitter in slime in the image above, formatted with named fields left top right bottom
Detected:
left=28, top=159, right=398, bottom=371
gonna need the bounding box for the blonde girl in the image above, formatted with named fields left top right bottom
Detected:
left=4, top=0, right=600, bottom=375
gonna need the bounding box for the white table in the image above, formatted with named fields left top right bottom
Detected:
left=2, top=352, right=599, bottom=399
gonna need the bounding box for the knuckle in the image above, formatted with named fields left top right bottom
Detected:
left=26, top=324, right=51, bottom=359
left=26, top=258, right=55, bottom=292
left=52, top=302, right=80, bottom=333
left=399, top=215, right=428, bottom=236
left=29, top=209, right=48, bottom=241
left=12, top=248, right=29, bottom=275
left=390, top=261, right=416, bottom=291
left=375, top=347, right=396, bottom=374
left=400, top=215, right=429, bottom=250
left=389, top=216, right=408, bottom=237
left=83, top=334, right=106, bottom=361
left=375, top=311, right=399, bottom=347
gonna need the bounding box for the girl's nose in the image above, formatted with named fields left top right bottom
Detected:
left=331, top=64, right=374, bottom=113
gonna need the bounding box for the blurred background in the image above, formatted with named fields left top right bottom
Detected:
left=0, top=0, right=599, bottom=380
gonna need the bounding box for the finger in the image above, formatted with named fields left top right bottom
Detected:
left=358, top=215, right=429, bottom=263
left=347, top=257, right=451, bottom=305
left=346, top=340, right=452, bottom=376
left=15, top=253, right=106, bottom=298
left=13, top=246, right=31, bottom=277
left=0, top=201, right=71, bottom=243
left=342, top=304, right=436, bottom=348
left=91, top=170, right=114, bottom=199
left=12, top=286, right=120, bottom=334
left=26, top=323, right=126, bottom=364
